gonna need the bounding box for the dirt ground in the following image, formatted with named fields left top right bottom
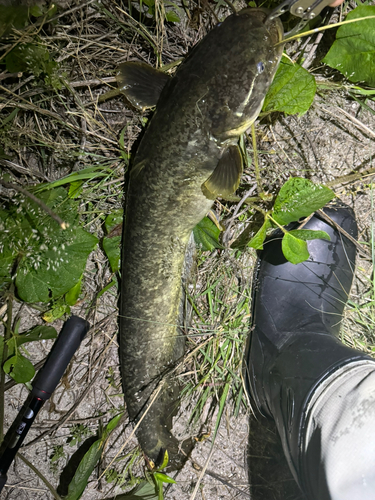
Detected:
left=0, top=1, right=374, bottom=499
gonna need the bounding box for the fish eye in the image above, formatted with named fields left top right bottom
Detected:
left=257, top=62, right=265, bottom=74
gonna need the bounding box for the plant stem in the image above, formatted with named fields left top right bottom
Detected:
left=267, top=214, right=287, bottom=233
left=17, top=452, right=62, bottom=500
left=250, top=124, right=264, bottom=197
left=0, top=286, right=13, bottom=442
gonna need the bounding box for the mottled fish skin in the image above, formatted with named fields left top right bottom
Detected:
left=119, top=8, right=284, bottom=466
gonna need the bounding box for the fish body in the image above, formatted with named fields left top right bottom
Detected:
left=119, top=8, right=283, bottom=466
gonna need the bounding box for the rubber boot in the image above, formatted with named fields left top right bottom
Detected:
left=244, top=201, right=371, bottom=495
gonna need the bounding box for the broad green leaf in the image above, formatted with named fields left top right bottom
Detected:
left=247, top=219, right=272, bottom=250
left=66, top=415, right=122, bottom=500
left=272, top=178, right=335, bottom=225
left=103, top=211, right=123, bottom=272
left=13, top=325, right=57, bottom=346
left=3, top=354, right=35, bottom=383
left=263, top=56, right=316, bottom=115
left=1, top=187, right=97, bottom=303
left=323, top=6, right=375, bottom=86
left=104, top=210, right=123, bottom=233
left=16, top=227, right=98, bottom=303
left=103, top=236, right=121, bottom=272
left=116, top=480, right=158, bottom=499
left=193, top=217, right=223, bottom=251
left=287, top=229, right=330, bottom=242
left=65, top=440, right=102, bottom=500
left=282, top=232, right=309, bottom=264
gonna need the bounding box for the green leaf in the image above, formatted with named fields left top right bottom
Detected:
left=14, top=325, right=57, bottom=346
left=0, top=243, right=16, bottom=279
left=0, top=186, right=98, bottom=303
left=247, top=219, right=272, bottom=250
left=5, top=44, right=59, bottom=81
left=65, top=440, right=102, bottom=500
left=165, top=10, right=180, bottom=22
left=193, top=217, right=223, bottom=251
left=117, top=480, right=158, bottom=499
left=104, top=210, right=123, bottom=233
left=103, top=211, right=123, bottom=272
left=16, top=226, right=98, bottom=303
left=65, top=278, right=82, bottom=306
left=105, top=412, right=123, bottom=433
left=156, top=450, right=169, bottom=471
left=263, top=56, right=316, bottom=115
left=65, top=414, right=123, bottom=500
left=323, top=6, right=375, bottom=86
left=43, top=301, right=71, bottom=322
left=3, top=354, right=35, bottom=383
left=153, top=473, right=176, bottom=484
left=282, top=232, right=309, bottom=264
left=103, top=236, right=121, bottom=273
left=0, top=5, right=29, bottom=37
left=34, top=166, right=114, bottom=193
left=271, top=178, right=335, bottom=225
left=287, top=229, right=330, bottom=242
left=68, top=181, right=84, bottom=199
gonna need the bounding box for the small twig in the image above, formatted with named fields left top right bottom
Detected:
left=189, top=443, right=216, bottom=500
left=69, top=76, right=117, bottom=88
left=0, top=181, right=69, bottom=229
left=17, top=453, right=62, bottom=500
left=0, top=159, right=48, bottom=181
left=318, top=105, right=375, bottom=139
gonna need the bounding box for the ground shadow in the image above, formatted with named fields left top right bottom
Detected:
left=247, top=414, right=307, bottom=500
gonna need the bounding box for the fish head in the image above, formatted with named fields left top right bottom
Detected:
left=203, top=9, right=284, bottom=143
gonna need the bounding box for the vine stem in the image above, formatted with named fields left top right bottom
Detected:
left=0, top=181, right=68, bottom=229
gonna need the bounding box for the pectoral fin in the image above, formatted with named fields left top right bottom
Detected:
left=117, top=62, right=171, bottom=111
left=201, top=145, right=243, bottom=200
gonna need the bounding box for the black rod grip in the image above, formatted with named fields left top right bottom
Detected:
left=31, top=316, right=90, bottom=400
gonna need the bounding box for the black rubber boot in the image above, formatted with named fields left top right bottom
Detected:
left=244, top=201, right=371, bottom=494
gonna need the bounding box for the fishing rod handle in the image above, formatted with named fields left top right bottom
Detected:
left=32, top=316, right=90, bottom=400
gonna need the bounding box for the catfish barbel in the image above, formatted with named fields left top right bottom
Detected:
left=118, top=8, right=283, bottom=467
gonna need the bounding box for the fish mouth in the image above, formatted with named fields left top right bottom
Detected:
left=238, top=8, right=284, bottom=46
